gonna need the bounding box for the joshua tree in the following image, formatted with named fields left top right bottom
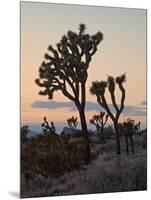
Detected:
left=90, top=74, right=126, bottom=154
left=35, top=24, right=103, bottom=163
left=90, top=112, right=108, bottom=143
left=41, top=117, right=60, bottom=150
left=67, top=116, right=78, bottom=134
left=134, top=121, right=141, bottom=135
left=42, top=116, right=56, bottom=134
left=123, top=118, right=135, bottom=154
left=90, top=115, right=100, bottom=135
left=21, top=125, right=29, bottom=143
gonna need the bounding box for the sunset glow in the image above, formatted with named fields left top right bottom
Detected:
left=21, top=2, right=146, bottom=130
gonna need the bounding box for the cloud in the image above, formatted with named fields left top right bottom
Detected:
left=122, top=105, right=146, bottom=116
left=31, top=101, right=103, bottom=112
left=32, top=100, right=75, bottom=110
left=31, top=100, right=146, bottom=116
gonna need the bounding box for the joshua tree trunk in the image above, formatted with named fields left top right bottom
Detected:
left=100, top=126, right=104, bottom=143
left=130, top=136, right=135, bottom=154
left=114, top=122, right=121, bottom=154
left=125, top=135, right=129, bottom=155
left=96, top=125, right=99, bottom=136
left=79, top=107, right=90, bottom=164
left=48, top=134, right=51, bottom=153
left=96, top=125, right=101, bottom=142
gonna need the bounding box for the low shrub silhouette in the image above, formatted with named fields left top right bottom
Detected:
left=21, top=120, right=89, bottom=195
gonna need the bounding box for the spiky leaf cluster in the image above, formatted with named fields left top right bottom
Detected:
left=90, top=81, right=107, bottom=96
left=116, top=73, right=126, bottom=84
left=67, top=116, right=78, bottom=130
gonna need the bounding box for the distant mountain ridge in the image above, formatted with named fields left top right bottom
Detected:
left=22, top=122, right=147, bottom=138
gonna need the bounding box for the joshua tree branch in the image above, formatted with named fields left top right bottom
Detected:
left=75, top=82, right=80, bottom=99
left=85, top=52, right=92, bottom=67
left=97, top=95, right=115, bottom=122
left=67, top=42, right=80, bottom=59
left=90, top=46, right=97, bottom=56
left=116, top=83, right=125, bottom=121
left=81, top=83, right=86, bottom=107
left=61, top=87, right=76, bottom=101
left=103, top=115, right=108, bottom=126
left=51, top=65, right=77, bottom=98
left=44, top=118, right=51, bottom=130
left=109, top=91, right=119, bottom=113
left=97, top=96, right=105, bottom=108
left=119, top=83, right=125, bottom=112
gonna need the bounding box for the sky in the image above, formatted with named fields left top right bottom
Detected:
left=21, top=2, right=147, bottom=132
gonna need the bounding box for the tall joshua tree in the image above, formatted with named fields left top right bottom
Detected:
left=90, top=74, right=126, bottom=154
left=90, top=112, right=108, bottom=143
left=67, top=116, right=78, bottom=134
left=35, top=24, right=103, bottom=163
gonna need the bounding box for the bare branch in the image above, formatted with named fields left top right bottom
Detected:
left=117, top=83, right=125, bottom=120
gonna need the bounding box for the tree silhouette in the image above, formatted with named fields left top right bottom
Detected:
left=67, top=116, right=78, bottom=134
left=134, top=121, right=141, bottom=135
left=21, top=125, right=29, bottom=143
left=42, top=116, right=56, bottom=134
left=123, top=118, right=135, bottom=154
left=90, top=74, right=126, bottom=154
left=35, top=24, right=103, bottom=163
left=90, top=112, right=108, bottom=143
left=41, top=117, right=61, bottom=151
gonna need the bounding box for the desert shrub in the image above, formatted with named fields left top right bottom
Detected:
left=133, top=133, right=147, bottom=150
left=72, top=129, right=83, bottom=137
left=21, top=135, right=86, bottom=190
left=103, top=126, right=114, bottom=139
left=21, top=135, right=87, bottom=198
left=90, top=135, right=100, bottom=144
